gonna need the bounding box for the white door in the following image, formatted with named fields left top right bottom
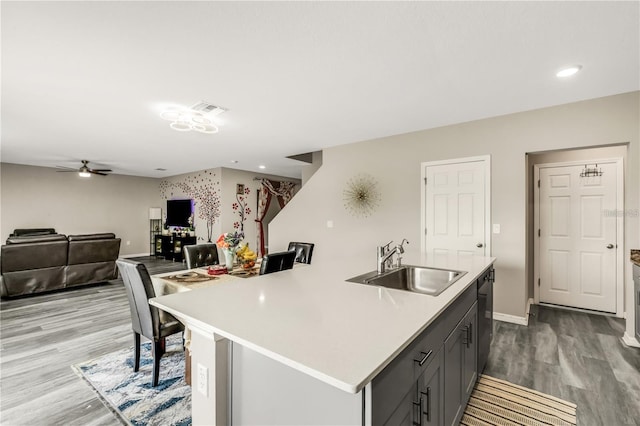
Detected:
left=424, top=159, right=488, bottom=256
left=537, top=163, right=618, bottom=313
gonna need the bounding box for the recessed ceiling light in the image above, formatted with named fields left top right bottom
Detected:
left=230, top=160, right=238, bottom=164
left=556, top=65, right=582, bottom=78
left=258, top=165, right=266, bottom=169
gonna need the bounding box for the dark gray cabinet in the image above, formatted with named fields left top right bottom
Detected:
left=417, top=348, right=444, bottom=426
left=443, top=302, right=477, bottom=426
left=382, top=349, right=444, bottom=426
left=371, top=267, right=489, bottom=426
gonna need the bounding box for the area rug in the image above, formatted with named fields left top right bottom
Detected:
left=72, top=335, right=190, bottom=426
left=462, top=375, right=577, bottom=426
left=75, top=345, right=577, bottom=426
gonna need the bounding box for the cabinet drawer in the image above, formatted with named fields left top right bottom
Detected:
left=372, top=284, right=476, bottom=424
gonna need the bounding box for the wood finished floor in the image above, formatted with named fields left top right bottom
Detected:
left=0, top=257, right=186, bottom=426
left=1, top=257, right=639, bottom=425
left=485, top=304, right=640, bottom=426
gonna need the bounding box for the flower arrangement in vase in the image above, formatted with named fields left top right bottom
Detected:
left=216, top=231, right=244, bottom=270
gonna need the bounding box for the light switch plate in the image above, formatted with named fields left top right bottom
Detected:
left=493, top=224, right=501, bottom=234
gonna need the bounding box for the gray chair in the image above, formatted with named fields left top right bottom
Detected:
left=116, top=259, right=184, bottom=387
left=184, top=243, right=220, bottom=269
left=287, top=242, right=314, bottom=264
left=259, top=250, right=296, bottom=275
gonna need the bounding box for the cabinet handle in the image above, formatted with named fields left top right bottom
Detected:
left=412, top=400, right=422, bottom=426
left=462, top=325, right=469, bottom=346
left=468, top=322, right=473, bottom=345
left=420, top=387, right=431, bottom=422
left=415, top=350, right=433, bottom=366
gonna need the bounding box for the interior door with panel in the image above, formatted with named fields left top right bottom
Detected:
left=537, top=162, right=618, bottom=313
left=424, top=158, right=488, bottom=256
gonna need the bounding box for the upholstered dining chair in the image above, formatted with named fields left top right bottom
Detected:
left=116, top=259, right=184, bottom=387
left=287, top=242, right=315, bottom=264
left=259, top=250, right=297, bottom=275
left=184, top=243, right=220, bottom=270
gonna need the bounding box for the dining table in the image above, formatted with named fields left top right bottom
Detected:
left=150, top=262, right=262, bottom=385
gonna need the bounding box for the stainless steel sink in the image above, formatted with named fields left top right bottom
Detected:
left=347, top=265, right=466, bottom=296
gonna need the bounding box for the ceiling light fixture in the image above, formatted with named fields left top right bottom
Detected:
left=159, top=102, right=227, bottom=134
left=556, top=65, right=582, bottom=78
left=258, top=165, right=266, bottom=169
left=79, top=171, right=91, bottom=178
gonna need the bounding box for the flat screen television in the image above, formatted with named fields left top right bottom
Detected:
left=166, top=199, right=193, bottom=227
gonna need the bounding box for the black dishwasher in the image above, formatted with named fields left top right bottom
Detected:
left=477, top=267, right=494, bottom=373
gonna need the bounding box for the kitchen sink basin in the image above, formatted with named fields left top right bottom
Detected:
left=347, top=265, right=466, bottom=296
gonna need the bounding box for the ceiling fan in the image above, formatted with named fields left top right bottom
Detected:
left=56, top=160, right=112, bottom=177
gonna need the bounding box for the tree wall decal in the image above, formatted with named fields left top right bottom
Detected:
left=160, top=170, right=221, bottom=242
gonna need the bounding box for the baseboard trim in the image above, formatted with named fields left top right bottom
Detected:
left=494, top=312, right=529, bottom=326
left=622, top=333, right=640, bottom=348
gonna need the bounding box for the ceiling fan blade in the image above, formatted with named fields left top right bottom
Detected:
left=91, top=171, right=109, bottom=176
left=90, top=169, right=112, bottom=172
left=56, top=166, right=78, bottom=171
left=56, top=169, right=79, bottom=172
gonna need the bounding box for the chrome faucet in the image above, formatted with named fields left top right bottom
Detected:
left=377, top=239, right=409, bottom=273
left=377, top=241, right=396, bottom=273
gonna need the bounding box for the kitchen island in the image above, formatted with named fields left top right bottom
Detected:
left=150, top=251, right=495, bottom=425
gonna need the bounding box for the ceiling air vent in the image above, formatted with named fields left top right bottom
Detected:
left=190, top=101, right=228, bottom=116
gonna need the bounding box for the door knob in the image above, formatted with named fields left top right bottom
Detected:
left=606, top=244, right=615, bottom=249
left=476, top=243, right=483, bottom=248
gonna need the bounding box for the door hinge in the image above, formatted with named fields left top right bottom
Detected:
left=425, top=227, right=428, bottom=235
left=538, top=229, right=541, bottom=237
left=537, top=180, right=540, bottom=188
left=538, top=278, right=541, bottom=287
left=424, top=177, right=427, bottom=185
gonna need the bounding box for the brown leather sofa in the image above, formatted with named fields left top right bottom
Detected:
left=0, top=230, right=121, bottom=297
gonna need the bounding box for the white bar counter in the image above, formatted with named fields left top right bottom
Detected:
left=150, top=252, right=495, bottom=425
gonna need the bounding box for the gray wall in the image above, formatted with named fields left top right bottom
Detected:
left=1, top=163, right=162, bottom=256
left=269, top=92, right=640, bottom=321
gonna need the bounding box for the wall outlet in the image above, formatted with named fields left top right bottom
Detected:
left=326, top=220, right=334, bottom=228
left=126, top=240, right=131, bottom=246
left=197, top=363, right=208, bottom=397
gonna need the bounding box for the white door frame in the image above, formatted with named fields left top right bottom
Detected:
left=534, top=158, right=624, bottom=317
left=420, top=155, right=491, bottom=255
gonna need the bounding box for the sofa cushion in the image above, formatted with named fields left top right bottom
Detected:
left=67, top=238, right=121, bottom=265
left=67, top=233, right=116, bottom=242
left=1, top=239, right=69, bottom=272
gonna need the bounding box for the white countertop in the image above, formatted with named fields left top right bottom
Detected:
left=150, top=252, right=495, bottom=394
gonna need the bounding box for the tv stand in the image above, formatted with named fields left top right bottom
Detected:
left=155, top=234, right=196, bottom=262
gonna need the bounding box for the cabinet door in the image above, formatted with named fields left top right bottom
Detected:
left=443, top=302, right=478, bottom=426
left=443, top=317, right=464, bottom=426
left=418, top=349, right=444, bottom=426
left=462, top=303, right=478, bottom=405
left=383, top=383, right=418, bottom=426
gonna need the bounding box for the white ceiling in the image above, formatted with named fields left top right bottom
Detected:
left=2, top=1, right=638, bottom=179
